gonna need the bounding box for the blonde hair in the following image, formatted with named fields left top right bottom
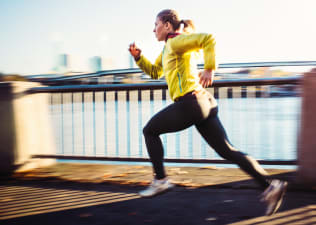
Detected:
left=157, top=9, right=195, bottom=33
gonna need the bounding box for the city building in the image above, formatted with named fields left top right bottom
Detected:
left=89, top=56, right=102, bottom=72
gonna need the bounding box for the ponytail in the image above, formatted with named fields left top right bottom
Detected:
left=180, top=19, right=195, bottom=34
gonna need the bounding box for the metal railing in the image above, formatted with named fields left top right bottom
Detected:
left=30, top=74, right=306, bottom=166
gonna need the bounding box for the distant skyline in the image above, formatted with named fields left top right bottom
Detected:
left=1, top=0, right=315, bottom=75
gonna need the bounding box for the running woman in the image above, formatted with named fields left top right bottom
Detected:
left=128, top=9, right=287, bottom=216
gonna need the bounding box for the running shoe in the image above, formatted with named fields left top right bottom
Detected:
left=261, top=179, right=288, bottom=216
left=139, top=178, right=175, bottom=197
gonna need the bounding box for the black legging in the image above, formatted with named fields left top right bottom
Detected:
left=143, top=90, right=270, bottom=188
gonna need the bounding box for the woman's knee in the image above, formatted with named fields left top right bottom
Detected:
left=219, top=148, right=248, bottom=163
left=216, top=149, right=235, bottom=161
left=143, top=124, right=150, bottom=136
left=143, top=123, right=157, bottom=137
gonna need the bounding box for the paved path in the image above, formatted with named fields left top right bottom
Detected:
left=0, top=163, right=315, bottom=225
left=10, top=163, right=299, bottom=189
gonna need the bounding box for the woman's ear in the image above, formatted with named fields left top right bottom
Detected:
left=165, top=21, right=172, bottom=31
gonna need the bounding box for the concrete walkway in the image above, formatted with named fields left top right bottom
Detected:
left=0, top=162, right=315, bottom=225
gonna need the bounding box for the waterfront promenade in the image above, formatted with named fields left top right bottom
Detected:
left=1, top=67, right=316, bottom=224
left=1, top=163, right=315, bottom=225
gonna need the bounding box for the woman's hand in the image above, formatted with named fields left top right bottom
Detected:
left=128, top=42, right=141, bottom=61
left=199, top=69, right=214, bottom=88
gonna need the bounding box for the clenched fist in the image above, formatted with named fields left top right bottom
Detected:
left=128, top=42, right=141, bottom=61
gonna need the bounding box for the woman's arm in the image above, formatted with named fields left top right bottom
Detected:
left=136, top=53, right=164, bottom=80
left=169, top=33, right=216, bottom=71
left=169, top=33, right=216, bottom=87
left=129, top=42, right=163, bottom=79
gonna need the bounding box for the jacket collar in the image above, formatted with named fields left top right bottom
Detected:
left=165, top=32, right=181, bottom=41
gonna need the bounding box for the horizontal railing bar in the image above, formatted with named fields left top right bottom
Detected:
left=47, top=61, right=316, bottom=81
left=29, top=76, right=301, bottom=94
left=29, top=82, right=167, bottom=93
left=32, top=155, right=297, bottom=165
left=213, top=76, right=301, bottom=87
left=48, top=68, right=142, bottom=81
left=211, top=61, right=316, bottom=69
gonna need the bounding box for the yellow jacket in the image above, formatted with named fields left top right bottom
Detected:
left=136, top=33, right=216, bottom=101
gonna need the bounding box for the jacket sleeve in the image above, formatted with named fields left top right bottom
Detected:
left=136, top=52, right=164, bottom=79
left=169, top=33, right=217, bottom=70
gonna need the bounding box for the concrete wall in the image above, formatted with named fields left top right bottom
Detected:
left=0, top=82, right=55, bottom=175
left=297, top=68, right=316, bottom=186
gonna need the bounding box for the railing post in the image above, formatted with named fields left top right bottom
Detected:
left=0, top=82, right=55, bottom=176
left=297, top=68, right=316, bottom=186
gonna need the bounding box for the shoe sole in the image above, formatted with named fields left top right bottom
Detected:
left=265, top=181, right=288, bottom=216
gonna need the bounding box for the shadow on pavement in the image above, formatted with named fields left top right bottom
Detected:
left=0, top=174, right=315, bottom=225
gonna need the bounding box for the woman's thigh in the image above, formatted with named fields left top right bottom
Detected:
left=144, top=100, right=203, bottom=135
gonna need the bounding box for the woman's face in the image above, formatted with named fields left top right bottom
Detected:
left=153, top=17, right=171, bottom=42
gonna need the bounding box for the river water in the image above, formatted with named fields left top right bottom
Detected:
left=50, top=94, right=301, bottom=168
